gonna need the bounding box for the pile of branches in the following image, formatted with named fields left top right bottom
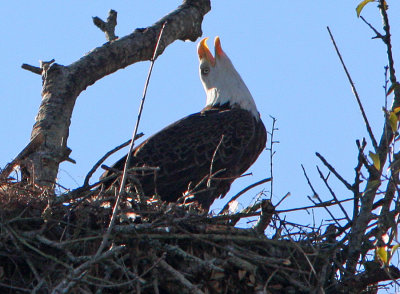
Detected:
left=1, top=180, right=398, bottom=294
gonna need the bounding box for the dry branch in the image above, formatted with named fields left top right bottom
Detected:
left=14, top=0, right=211, bottom=188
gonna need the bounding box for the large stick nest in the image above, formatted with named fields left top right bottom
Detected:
left=0, top=181, right=397, bottom=294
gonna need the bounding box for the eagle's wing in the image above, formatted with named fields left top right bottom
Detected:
left=102, top=108, right=266, bottom=208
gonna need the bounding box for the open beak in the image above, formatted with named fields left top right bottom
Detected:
left=197, top=37, right=216, bottom=66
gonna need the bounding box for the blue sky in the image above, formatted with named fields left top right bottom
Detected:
left=1, top=1, right=400, bottom=235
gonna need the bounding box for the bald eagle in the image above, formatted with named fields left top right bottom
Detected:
left=101, top=37, right=266, bottom=211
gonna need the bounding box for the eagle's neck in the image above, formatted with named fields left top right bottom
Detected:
left=205, top=88, right=260, bottom=119
left=203, top=58, right=260, bottom=120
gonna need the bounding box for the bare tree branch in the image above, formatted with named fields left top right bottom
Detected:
left=18, top=0, right=211, bottom=188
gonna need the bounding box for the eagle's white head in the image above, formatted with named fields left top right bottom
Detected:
left=197, top=36, right=260, bottom=119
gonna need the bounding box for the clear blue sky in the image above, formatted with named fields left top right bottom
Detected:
left=1, top=1, right=400, bottom=236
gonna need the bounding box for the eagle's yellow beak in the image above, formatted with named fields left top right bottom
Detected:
left=214, top=36, right=225, bottom=58
left=197, top=37, right=215, bottom=66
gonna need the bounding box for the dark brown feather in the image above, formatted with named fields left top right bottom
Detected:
left=101, top=107, right=266, bottom=210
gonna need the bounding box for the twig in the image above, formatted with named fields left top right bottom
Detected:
left=83, top=133, right=143, bottom=186
left=267, top=116, right=279, bottom=199
left=301, top=165, right=342, bottom=227
left=151, top=240, right=224, bottom=272
left=378, top=0, right=399, bottom=105
left=315, top=152, right=353, bottom=191
left=118, top=21, right=167, bottom=197
left=359, top=16, right=384, bottom=39
left=316, top=166, right=351, bottom=223
left=0, top=282, right=31, bottom=293
left=137, top=254, right=164, bottom=279
left=275, top=191, right=291, bottom=208
left=158, top=260, right=204, bottom=294
left=95, top=22, right=167, bottom=260
left=207, top=134, right=225, bottom=187
left=51, top=245, right=125, bottom=294
left=353, top=139, right=367, bottom=221
left=93, top=9, right=118, bottom=42
left=327, top=26, right=378, bottom=151
left=277, top=197, right=354, bottom=213
left=219, top=178, right=271, bottom=214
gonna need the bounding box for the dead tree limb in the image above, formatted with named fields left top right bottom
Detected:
left=14, top=0, right=210, bottom=189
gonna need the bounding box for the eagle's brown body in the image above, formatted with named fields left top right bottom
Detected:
left=102, top=105, right=266, bottom=210
left=102, top=37, right=266, bottom=211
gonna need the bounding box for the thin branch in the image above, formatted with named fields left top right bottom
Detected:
left=378, top=0, right=399, bottom=101
left=353, top=138, right=367, bottom=221
left=267, top=116, right=278, bottom=199
left=301, top=165, right=342, bottom=227
left=316, top=166, right=351, bottom=223
left=219, top=178, right=271, bottom=214
left=276, top=197, right=354, bottom=214
left=118, top=22, right=167, bottom=196
left=359, top=16, right=384, bottom=39
left=327, top=26, right=378, bottom=151
left=83, top=133, right=143, bottom=187
left=208, top=134, right=225, bottom=187
left=95, top=23, right=167, bottom=260
left=0, top=282, right=31, bottom=293
left=275, top=191, right=291, bottom=208
left=316, top=152, right=353, bottom=191
left=158, top=260, right=204, bottom=294
left=151, top=240, right=224, bottom=272
left=51, top=245, right=125, bottom=294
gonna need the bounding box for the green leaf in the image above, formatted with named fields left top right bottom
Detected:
left=389, top=111, right=398, bottom=132
left=356, top=0, right=376, bottom=17
left=376, top=246, right=388, bottom=265
left=369, top=151, right=381, bottom=170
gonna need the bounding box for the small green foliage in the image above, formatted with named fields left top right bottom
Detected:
left=376, top=246, right=388, bottom=264
left=375, top=244, right=400, bottom=266
left=369, top=151, right=381, bottom=170
left=389, top=111, right=398, bottom=133
left=356, top=0, right=376, bottom=17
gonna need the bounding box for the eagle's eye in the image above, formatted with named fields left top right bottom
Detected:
left=201, top=67, right=210, bottom=75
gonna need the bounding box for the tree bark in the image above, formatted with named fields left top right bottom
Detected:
left=19, top=0, right=211, bottom=187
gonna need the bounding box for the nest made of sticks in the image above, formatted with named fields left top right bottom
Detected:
left=0, top=180, right=397, bottom=294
